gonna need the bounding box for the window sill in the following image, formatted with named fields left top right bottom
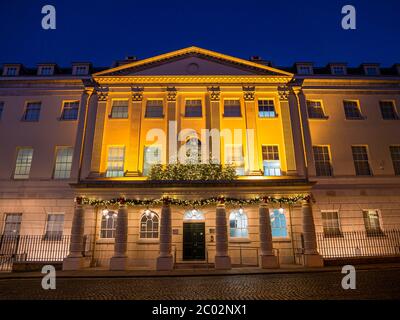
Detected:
left=223, top=115, right=242, bottom=118
left=137, top=239, right=159, bottom=244
left=258, top=115, right=279, bottom=119
left=144, top=116, right=165, bottom=119
left=96, top=238, right=115, bottom=244
left=229, top=238, right=251, bottom=243
left=308, top=116, right=329, bottom=120
left=108, top=115, right=129, bottom=120
left=58, top=118, right=78, bottom=121
left=272, top=237, right=291, bottom=242
left=345, top=117, right=367, bottom=120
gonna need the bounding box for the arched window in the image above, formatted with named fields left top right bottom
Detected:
left=229, top=209, right=248, bottom=238
left=100, top=210, right=117, bottom=238
left=183, top=209, right=205, bottom=221
left=140, top=210, right=159, bottom=239
left=270, top=209, right=288, bottom=238
left=185, top=138, right=201, bottom=163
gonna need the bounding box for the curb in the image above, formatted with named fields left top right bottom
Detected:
left=1, top=263, right=400, bottom=280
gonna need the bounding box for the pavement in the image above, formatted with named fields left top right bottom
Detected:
left=0, top=265, right=400, bottom=299
left=0, top=262, right=399, bottom=279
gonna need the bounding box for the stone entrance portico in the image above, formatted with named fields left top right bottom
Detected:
left=63, top=181, right=323, bottom=271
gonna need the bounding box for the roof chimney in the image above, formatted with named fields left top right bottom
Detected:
left=249, top=56, right=272, bottom=66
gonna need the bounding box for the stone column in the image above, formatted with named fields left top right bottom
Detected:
left=207, top=86, right=221, bottom=163
left=156, top=202, right=174, bottom=270
left=126, top=86, right=143, bottom=177
left=259, top=203, right=279, bottom=268
left=88, top=88, right=109, bottom=177
left=109, top=202, right=129, bottom=270
left=278, top=86, right=297, bottom=175
left=70, top=88, right=93, bottom=181
left=63, top=200, right=89, bottom=270
left=167, top=87, right=178, bottom=164
left=294, top=88, right=315, bottom=177
left=302, top=199, right=324, bottom=267
left=215, top=203, right=231, bottom=269
left=243, top=86, right=261, bottom=175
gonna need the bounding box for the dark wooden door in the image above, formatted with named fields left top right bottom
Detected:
left=183, top=223, right=205, bottom=260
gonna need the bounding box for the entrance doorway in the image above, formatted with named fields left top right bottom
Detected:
left=183, top=222, right=205, bottom=260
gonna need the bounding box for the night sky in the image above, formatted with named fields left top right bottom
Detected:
left=0, top=0, right=399, bottom=68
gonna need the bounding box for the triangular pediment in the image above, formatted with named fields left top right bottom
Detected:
left=94, top=46, right=293, bottom=77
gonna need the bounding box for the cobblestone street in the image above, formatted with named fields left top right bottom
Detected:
left=0, top=268, right=399, bottom=300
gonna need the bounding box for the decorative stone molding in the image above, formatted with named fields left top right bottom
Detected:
left=207, top=86, right=220, bottom=101
left=166, top=86, right=177, bottom=102
left=96, top=87, right=109, bottom=102
left=131, top=86, right=143, bottom=101
left=243, top=86, right=255, bottom=101
left=278, top=85, right=290, bottom=101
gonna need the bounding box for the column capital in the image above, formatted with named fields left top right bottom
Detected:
left=166, top=86, right=177, bottom=101
left=278, top=85, right=290, bottom=102
left=131, top=86, right=143, bottom=101
left=96, top=87, right=109, bottom=102
left=207, top=86, right=220, bottom=101
left=243, top=86, right=255, bottom=101
left=301, top=194, right=314, bottom=205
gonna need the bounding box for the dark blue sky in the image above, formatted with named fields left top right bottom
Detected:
left=0, top=0, right=399, bottom=68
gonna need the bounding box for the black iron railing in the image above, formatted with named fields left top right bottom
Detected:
left=0, top=234, right=92, bottom=272
left=316, top=229, right=400, bottom=258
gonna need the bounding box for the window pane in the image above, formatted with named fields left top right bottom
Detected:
left=363, top=210, right=382, bottom=234
left=262, top=145, right=281, bottom=176
left=143, top=145, right=162, bottom=176
left=223, top=100, right=241, bottom=117
left=0, top=101, right=4, bottom=120
left=270, top=209, right=288, bottom=238
left=110, top=100, right=129, bottom=119
left=139, top=211, right=159, bottom=239
left=332, top=66, right=345, bottom=75
left=343, top=101, right=362, bottom=119
left=45, top=214, right=64, bottom=239
left=365, top=67, right=378, bottom=75
left=298, top=66, right=312, bottom=74
left=185, top=100, right=202, bottom=117
left=321, top=211, right=341, bottom=236
left=258, top=100, right=276, bottom=118
left=145, top=100, right=163, bottom=118
left=390, top=146, right=400, bottom=175
left=14, top=148, right=33, bottom=179
left=61, top=101, right=79, bottom=120
left=229, top=210, right=248, bottom=238
left=307, top=101, right=326, bottom=119
left=54, top=147, right=73, bottom=179
left=100, top=212, right=117, bottom=238
left=106, top=147, right=125, bottom=177
left=313, top=146, right=332, bottom=176
left=351, top=146, right=371, bottom=176
left=23, top=102, right=41, bottom=121
left=3, top=213, right=22, bottom=236
left=225, top=144, right=244, bottom=175
left=380, top=101, right=398, bottom=120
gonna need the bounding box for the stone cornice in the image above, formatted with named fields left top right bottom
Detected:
left=93, top=75, right=292, bottom=85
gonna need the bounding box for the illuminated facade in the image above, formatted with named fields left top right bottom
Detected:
left=1, top=47, right=400, bottom=271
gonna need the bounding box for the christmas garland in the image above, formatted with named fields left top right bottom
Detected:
left=76, top=194, right=312, bottom=207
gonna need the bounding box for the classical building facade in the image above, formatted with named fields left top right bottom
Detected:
left=0, top=47, right=400, bottom=271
